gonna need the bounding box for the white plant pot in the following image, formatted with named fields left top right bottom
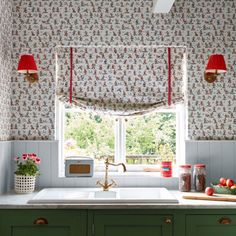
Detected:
left=14, top=175, right=36, bottom=194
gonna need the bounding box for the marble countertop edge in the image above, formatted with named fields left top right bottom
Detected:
left=1, top=190, right=236, bottom=209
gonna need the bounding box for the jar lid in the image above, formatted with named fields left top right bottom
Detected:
left=179, top=164, right=191, bottom=169
left=161, top=161, right=172, bottom=164
left=194, top=164, right=206, bottom=168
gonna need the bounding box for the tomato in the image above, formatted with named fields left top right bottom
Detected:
left=226, top=179, right=234, bottom=188
left=205, top=187, right=214, bottom=196
left=219, top=177, right=227, bottom=186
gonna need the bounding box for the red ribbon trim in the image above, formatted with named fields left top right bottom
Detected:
left=168, top=47, right=172, bottom=106
left=69, top=47, right=73, bottom=104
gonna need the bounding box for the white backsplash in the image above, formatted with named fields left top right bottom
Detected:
left=185, top=140, right=236, bottom=184
left=11, top=140, right=179, bottom=190
left=0, top=141, right=12, bottom=194
left=0, top=140, right=235, bottom=193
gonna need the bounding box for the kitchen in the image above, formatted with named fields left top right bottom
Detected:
left=0, top=0, right=236, bottom=235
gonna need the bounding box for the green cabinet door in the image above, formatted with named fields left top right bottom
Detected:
left=93, top=214, right=173, bottom=236
left=186, top=215, right=236, bottom=236
left=0, top=210, right=87, bottom=236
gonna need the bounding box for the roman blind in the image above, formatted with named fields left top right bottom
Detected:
left=56, top=46, right=185, bottom=116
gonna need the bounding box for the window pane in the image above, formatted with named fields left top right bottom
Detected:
left=64, top=112, right=115, bottom=165
left=126, top=112, right=176, bottom=166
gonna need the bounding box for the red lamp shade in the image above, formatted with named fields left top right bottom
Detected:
left=17, top=54, right=38, bottom=74
left=205, top=54, right=227, bottom=73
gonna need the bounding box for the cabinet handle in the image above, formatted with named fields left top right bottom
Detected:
left=164, top=218, right=172, bottom=224
left=218, top=217, right=231, bottom=225
left=34, top=217, right=48, bottom=225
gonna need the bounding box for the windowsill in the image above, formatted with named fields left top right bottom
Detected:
left=95, top=171, right=178, bottom=178
left=59, top=171, right=178, bottom=179
left=57, top=171, right=179, bottom=189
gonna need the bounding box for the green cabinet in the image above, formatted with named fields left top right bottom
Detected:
left=1, top=208, right=236, bottom=236
left=93, top=213, right=173, bottom=236
left=0, top=210, right=87, bottom=236
left=186, top=214, right=236, bottom=236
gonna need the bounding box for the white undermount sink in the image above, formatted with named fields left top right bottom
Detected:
left=28, top=188, right=178, bottom=204
left=93, top=190, right=117, bottom=198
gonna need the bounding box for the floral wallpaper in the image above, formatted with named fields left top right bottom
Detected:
left=0, top=0, right=12, bottom=141
left=11, top=0, right=236, bottom=140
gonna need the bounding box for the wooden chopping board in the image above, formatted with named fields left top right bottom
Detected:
left=183, top=192, right=236, bottom=202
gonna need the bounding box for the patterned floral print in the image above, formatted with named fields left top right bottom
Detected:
left=10, top=0, right=236, bottom=140
left=0, top=0, right=12, bottom=141
left=56, top=46, right=185, bottom=115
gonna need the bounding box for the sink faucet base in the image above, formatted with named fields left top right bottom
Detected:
left=96, top=158, right=126, bottom=191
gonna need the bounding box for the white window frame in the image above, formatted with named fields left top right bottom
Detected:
left=57, top=103, right=185, bottom=176
left=114, top=105, right=185, bottom=172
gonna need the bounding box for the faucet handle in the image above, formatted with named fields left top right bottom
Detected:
left=96, top=179, right=117, bottom=191
left=108, top=179, right=117, bottom=189
left=96, top=180, right=105, bottom=188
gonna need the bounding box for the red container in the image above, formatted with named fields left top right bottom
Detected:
left=161, top=161, right=172, bottom=177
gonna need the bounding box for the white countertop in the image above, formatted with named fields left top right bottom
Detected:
left=1, top=189, right=236, bottom=209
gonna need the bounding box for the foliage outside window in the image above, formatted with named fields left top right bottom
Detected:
left=125, top=113, right=175, bottom=165
left=64, top=112, right=115, bottom=164
left=64, top=110, right=176, bottom=171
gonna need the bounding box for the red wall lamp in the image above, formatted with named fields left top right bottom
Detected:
left=204, top=54, right=227, bottom=83
left=17, top=54, right=39, bottom=83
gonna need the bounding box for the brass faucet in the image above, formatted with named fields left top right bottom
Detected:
left=96, top=158, right=127, bottom=191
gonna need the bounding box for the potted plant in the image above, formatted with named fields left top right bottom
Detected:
left=159, top=144, right=174, bottom=177
left=14, top=153, right=41, bottom=194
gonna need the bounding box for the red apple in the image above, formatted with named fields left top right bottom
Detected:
left=230, top=185, right=236, bottom=190
left=219, top=177, right=227, bottom=186
left=226, top=179, right=234, bottom=188
left=205, top=187, right=214, bottom=196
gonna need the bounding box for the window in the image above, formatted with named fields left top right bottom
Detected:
left=56, top=46, right=187, bottom=176
left=124, top=112, right=176, bottom=171
left=58, top=104, right=185, bottom=174
left=64, top=111, right=115, bottom=165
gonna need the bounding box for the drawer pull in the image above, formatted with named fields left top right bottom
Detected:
left=34, top=217, right=48, bottom=225
left=164, top=218, right=172, bottom=224
left=219, top=217, right=231, bottom=225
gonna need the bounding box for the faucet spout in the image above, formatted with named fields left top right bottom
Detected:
left=96, top=158, right=126, bottom=191
left=105, top=159, right=127, bottom=172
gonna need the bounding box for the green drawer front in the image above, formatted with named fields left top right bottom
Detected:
left=186, top=215, right=236, bottom=236
left=0, top=210, right=87, bottom=236
left=93, top=214, right=173, bottom=236
left=11, top=226, right=70, bottom=236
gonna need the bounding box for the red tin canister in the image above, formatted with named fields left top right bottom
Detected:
left=161, top=161, right=172, bottom=177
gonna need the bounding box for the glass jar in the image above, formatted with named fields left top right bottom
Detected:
left=193, top=164, right=206, bottom=192
left=179, top=164, right=192, bottom=192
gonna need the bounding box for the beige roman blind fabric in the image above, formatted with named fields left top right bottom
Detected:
left=56, top=46, right=186, bottom=116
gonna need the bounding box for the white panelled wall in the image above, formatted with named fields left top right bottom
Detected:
left=11, top=141, right=179, bottom=190
left=0, top=140, right=236, bottom=193
left=0, top=142, right=12, bottom=194
left=185, top=141, right=236, bottom=185
left=11, top=141, right=59, bottom=189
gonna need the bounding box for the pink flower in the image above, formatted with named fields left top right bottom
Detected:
left=15, top=153, right=40, bottom=176
left=14, top=157, right=19, bottom=161
left=27, top=153, right=37, bottom=160
left=35, top=158, right=41, bottom=164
